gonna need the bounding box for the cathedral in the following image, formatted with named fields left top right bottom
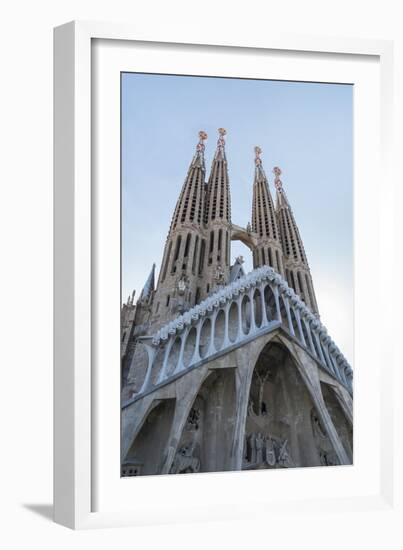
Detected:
left=120, top=129, right=353, bottom=477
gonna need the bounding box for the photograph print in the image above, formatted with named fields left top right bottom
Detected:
left=120, top=73, right=353, bottom=477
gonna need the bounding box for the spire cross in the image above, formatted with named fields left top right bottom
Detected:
left=196, top=130, right=208, bottom=154
left=273, top=166, right=283, bottom=192
left=254, top=146, right=263, bottom=167
left=216, top=127, right=227, bottom=154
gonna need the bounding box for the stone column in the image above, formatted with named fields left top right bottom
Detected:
left=259, top=283, right=269, bottom=327
left=230, top=352, right=253, bottom=471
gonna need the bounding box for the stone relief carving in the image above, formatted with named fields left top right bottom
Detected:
left=186, top=407, right=201, bottom=431
left=170, top=444, right=200, bottom=474
left=177, top=273, right=189, bottom=295
left=244, top=432, right=294, bottom=468
left=247, top=371, right=272, bottom=419
left=213, top=265, right=226, bottom=287
left=265, top=436, right=276, bottom=466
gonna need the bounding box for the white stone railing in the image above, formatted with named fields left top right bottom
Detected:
left=134, top=266, right=353, bottom=399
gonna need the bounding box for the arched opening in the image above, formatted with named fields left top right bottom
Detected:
left=171, top=235, right=182, bottom=274
left=268, top=247, right=273, bottom=267
left=241, top=294, right=251, bottom=335
left=290, top=271, right=297, bottom=292
left=195, top=287, right=201, bottom=306
left=275, top=249, right=282, bottom=274
left=199, top=318, right=211, bottom=359
left=279, top=296, right=289, bottom=331
left=124, top=399, right=176, bottom=476
left=289, top=308, right=300, bottom=340
left=300, top=317, right=310, bottom=349
left=297, top=271, right=305, bottom=302
left=214, top=309, right=226, bottom=351
left=321, top=343, right=334, bottom=373
left=151, top=345, right=167, bottom=384
left=192, top=236, right=199, bottom=275
left=184, top=232, right=191, bottom=258
left=217, top=228, right=223, bottom=262
left=166, top=336, right=182, bottom=376
left=172, top=369, right=237, bottom=474
left=253, top=288, right=262, bottom=328
left=230, top=239, right=253, bottom=274
left=183, top=327, right=197, bottom=368
left=310, top=327, right=322, bottom=359
left=243, top=342, right=329, bottom=470
left=264, top=284, right=276, bottom=321
left=208, top=230, right=214, bottom=265
left=198, top=239, right=206, bottom=275
left=228, top=301, right=239, bottom=343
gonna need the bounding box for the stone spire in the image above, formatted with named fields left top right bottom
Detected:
left=170, top=130, right=208, bottom=232
left=151, top=131, right=209, bottom=327
left=274, top=167, right=319, bottom=315
left=139, top=263, right=155, bottom=303
left=251, top=147, right=284, bottom=275
left=204, top=128, right=231, bottom=224
left=203, top=128, right=232, bottom=295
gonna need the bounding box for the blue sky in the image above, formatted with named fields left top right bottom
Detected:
left=121, top=73, right=353, bottom=362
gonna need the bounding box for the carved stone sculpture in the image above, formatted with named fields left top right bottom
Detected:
left=170, top=445, right=200, bottom=474
left=256, top=432, right=264, bottom=464
left=264, top=436, right=276, bottom=466
left=187, top=407, right=201, bottom=431
left=277, top=438, right=294, bottom=468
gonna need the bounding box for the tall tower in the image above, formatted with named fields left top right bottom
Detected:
left=251, top=147, right=284, bottom=275
left=150, top=131, right=208, bottom=327
left=274, top=167, right=319, bottom=315
left=203, top=128, right=232, bottom=296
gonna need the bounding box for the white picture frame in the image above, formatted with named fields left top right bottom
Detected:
left=54, top=21, right=396, bottom=530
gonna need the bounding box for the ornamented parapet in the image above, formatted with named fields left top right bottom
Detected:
left=130, top=266, right=352, bottom=402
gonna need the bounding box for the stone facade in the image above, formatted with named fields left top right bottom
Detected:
left=121, top=130, right=353, bottom=476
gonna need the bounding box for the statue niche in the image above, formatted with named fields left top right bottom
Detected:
left=243, top=342, right=328, bottom=470
left=243, top=432, right=294, bottom=469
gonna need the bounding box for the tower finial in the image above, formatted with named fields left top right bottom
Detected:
left=197, top=130, right=208, bottom=153
left=254, top=146, right=262, bottom=166
left=273, top=166, right=283, bottom=192
left=192, top=130, right=207, bottom=168
left=215, top=128, right=227, bottom=158
left=254, top=146, right=267, bottom=180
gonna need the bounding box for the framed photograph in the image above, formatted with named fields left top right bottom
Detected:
left=54, top=21, right=395, bottom=529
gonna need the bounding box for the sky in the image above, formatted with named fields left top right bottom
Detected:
left=121, top=73, right=353, bottom=363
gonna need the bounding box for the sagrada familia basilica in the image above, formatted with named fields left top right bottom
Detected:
left=120, top=129, right=353, bottom=476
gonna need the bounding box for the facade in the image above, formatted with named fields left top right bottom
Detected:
left=121, top=130, right=353, bottom=477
